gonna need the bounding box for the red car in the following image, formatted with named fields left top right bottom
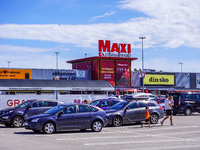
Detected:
left=151, top=98, right=166, bottom=104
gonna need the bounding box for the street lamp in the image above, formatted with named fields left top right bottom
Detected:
left=55, top=52, right=59, bottom=70
left=55, top=52, right=59, bottom=100
left=139, top=37, right=146, bottom=92
left=179, top=63, right=183, bottom=73
left=7, top=61, right=11, bottom=79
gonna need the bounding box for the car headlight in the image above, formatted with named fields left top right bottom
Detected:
left=2, top=116, right=9, bottom=120
left=31, top=118, right=40, bottom=123
left=5, top=110, right=13, bottom=114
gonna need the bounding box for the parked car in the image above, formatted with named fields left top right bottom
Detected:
left=158, top=95, right=167, bottom=98
left=90, top=98, right=125, bottom=110
left=123, top=93, right=150, bottom=101
left=151, top=98, right=166, bottom=110
left=0, top=99, right=64, bottom=127
left=169, top=92, right=200, bottom=115
left=24, top=104, right=107, bottom=134
left=151, top=98, right=166, bottom=104
left=146, top=93, right=157, bottom=100
left=106, top=100, right=164, bottom=127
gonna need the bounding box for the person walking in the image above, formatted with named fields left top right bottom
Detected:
left=141, top=107, right=151, bottom=128
left=84, top=99, right=89, bottom=104
left=161, top=94, right=174, bottom=126
left=169, top=95, right=174, bottom=108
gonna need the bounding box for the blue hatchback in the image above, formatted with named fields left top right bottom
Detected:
left=24, top=104, right=107, bottom=134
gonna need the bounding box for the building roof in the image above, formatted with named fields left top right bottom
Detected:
left=67, top=56, right=137, bottom=63
left=0, top=79, right=114, bottom=91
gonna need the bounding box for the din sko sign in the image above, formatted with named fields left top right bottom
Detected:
left=98, top=40, right=131, bottom=57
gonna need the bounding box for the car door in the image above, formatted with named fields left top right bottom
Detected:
left=137, top=101, right=149, bottom=120
left=123, top=102, right=140, bottom=123
left=24, top=101, right=43, bottom=119
left=57, top=105, right=78, bottom=130
left=76, top=105, right=93, bottom=129
left=194, top=94, right=200, bottom=112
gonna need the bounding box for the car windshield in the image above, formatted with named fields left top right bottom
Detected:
left=44, top=105, right=65, bottom=114
left=91, top=100, right=101, bottom=106
left=16, top=101, right=32, bottom=108
left=109, top=101, right=128, bottom=110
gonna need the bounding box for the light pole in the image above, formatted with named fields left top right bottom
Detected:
left=55, top=52, right=59, bottom=100
left=179, top=63, right=183, bottom=73
left=139, top=37, right=146, bottom=92
left=7, top=61, right=11, bottom=79
left=55, top=52, right=59, bottom=70
left=179, top=62, right=183, bottom=87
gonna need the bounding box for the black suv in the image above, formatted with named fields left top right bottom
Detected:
left=0, top=99, right=63, bottom=127
left=106, top=100, right=164, bottom=127
left=169, top=92, right=200, bottom=115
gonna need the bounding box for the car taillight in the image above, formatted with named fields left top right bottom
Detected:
left=160, top=106, right=163, bottom=110
left=178, top=96, right=181, bottom=106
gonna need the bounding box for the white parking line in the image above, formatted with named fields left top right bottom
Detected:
left=156, top=130, right=200, bottom=136
left=120, top=125, right=200, bottom=133
left=123, top=145, right=200, bottom=150
left=27, top=125, right=199, bottom=137
left=56, top=134, right=157, bottom=141
left=56, top=130, right=200, bottom=143
left=83, top=138, right=197, bottom=146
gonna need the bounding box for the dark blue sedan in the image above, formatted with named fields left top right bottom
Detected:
left=24, top=104, right=107, bottom=134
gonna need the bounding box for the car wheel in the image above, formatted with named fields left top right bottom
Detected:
left=91, top=120, right=103, bottom=132
left=12, top=116, right=24, bottom=127
left=43, top=122, right=55, bottom=134
left=185, top=108, right=192, bottom=116
left=112, top=116, right=123, bottom=127
left=150, top=113, right=159, bottom=124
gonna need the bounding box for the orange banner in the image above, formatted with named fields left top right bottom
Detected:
left=0, top=69, right=31, bottom=79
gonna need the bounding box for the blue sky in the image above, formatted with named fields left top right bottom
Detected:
left=0, top=0, right=200, bottom=72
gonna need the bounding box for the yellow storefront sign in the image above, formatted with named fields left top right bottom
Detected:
left=0, top=69, right=31, bottom=79
left=144, top=74, right=174, bottom=85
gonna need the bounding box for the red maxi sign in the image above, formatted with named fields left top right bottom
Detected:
left=98, top=40, right=131, bottom=57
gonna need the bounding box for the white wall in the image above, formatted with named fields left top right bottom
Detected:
left=0, top=94, right=107, bottom=110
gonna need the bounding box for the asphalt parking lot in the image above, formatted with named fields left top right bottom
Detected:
left=0, top=114, right=200, bottom=150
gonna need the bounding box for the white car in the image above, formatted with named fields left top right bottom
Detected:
left=123, top=93, right=151, bottom=101
left=145, top=93, right=157, bottom=100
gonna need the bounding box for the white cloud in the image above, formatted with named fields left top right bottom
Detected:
left=0, top=45, right=71, bottom=69
left=89, top=11, right=116, bottom=22
left=132, top=57, right=200, bottom=73
left=1, top=0, right=200, bottom=49
left=0, top=44, right=50, bottom=53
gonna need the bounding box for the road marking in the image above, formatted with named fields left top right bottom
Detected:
left=56, top=130, right=200, bottom=142
left=83, top=138, right=196, bottom=146
left=123, top=145, right=200, bottom=150
left=56, top=134, right=157, bottom=141
left=157, top=130, right=200, bottom=136
left=27, top=125, right=199, bottom=137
